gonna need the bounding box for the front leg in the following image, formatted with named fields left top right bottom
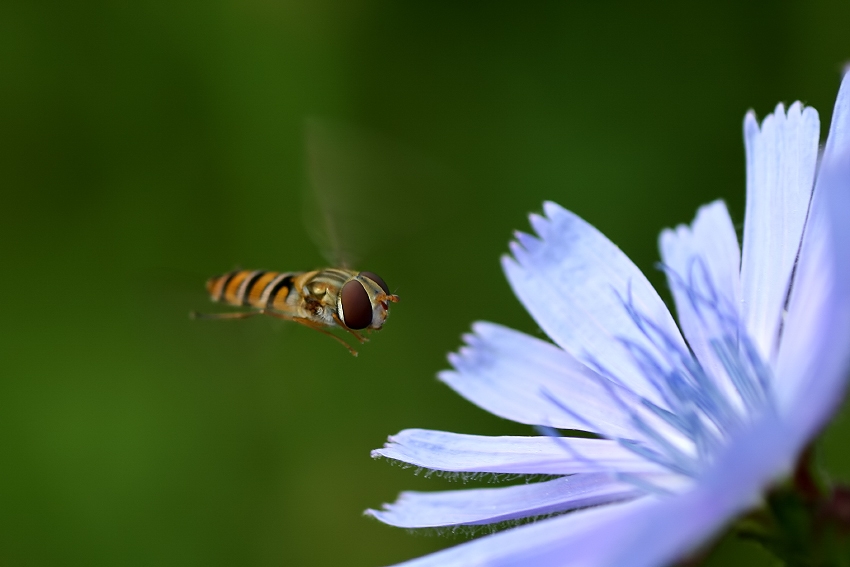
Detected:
left=263, top=310, right=359, bottom=357
left=332, top=313, right=369, bottom=344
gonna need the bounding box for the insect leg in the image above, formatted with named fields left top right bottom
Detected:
left=262, top=312, right=359, bottom=357
left=191, top=308, right=359, bottom=356
left=331, top=313, right=369, bottom=344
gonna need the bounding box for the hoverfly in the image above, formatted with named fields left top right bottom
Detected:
left=192, top=120, right=404, bottom=356
left=192, top=268, right=398, bottom=356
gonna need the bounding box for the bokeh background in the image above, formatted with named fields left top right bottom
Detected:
left=3, top=1, right=850, bottom=565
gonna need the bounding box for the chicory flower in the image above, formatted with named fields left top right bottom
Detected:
left=368, top=73, right=850, bottom=567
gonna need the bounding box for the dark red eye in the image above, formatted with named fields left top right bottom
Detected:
left=340, top=280, right=372, bottom=330
left=359, top=271, right=389, bottom=294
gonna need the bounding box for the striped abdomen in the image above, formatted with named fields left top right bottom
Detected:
left=206, top=270, right=298, bottom=311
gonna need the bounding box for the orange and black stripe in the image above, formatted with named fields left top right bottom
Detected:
left=205, top=270, right=296, bottom=310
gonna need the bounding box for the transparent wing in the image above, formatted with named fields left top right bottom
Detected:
left=302, top=118, right=442, bottom=268
left=303, top=118, right=361, bottom=268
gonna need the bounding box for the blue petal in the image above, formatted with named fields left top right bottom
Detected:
left=776, top=171, right=850, bottom=441
left=381, top=415, right=794, bottom=567
left=377, top=497, right=645, bottom=567
left=441, top=322, right=686, bottom=444
left=741, top=102, right=820, bottom=364
left=502, top=202, right=686, bottom=408
left=585, top=414, right=796, bottom=567
left=372, top=429, right=669, bottom=475
left=822, top=71, right=850, bottom=166
left=658, top=201, right=743, bottom=406
left=775, top=73, right=850, bottom=430
left=366, top=473, right=643, bottom=528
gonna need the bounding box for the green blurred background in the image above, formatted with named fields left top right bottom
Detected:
left=3, top=1, right=850, bottom=565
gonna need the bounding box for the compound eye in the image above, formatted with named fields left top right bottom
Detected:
left=340, top=280, right=372, bottom=330
left=359, top=271, right=389, bottom=295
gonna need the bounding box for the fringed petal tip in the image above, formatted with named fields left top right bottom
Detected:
left=458, top=331, right=476, bottom=346
left=507, top=241, right=530, bottom=266
left=744, top=109, right=759, bottom=134
left=542, top=200, right=570, bottom=221
left=371, top=434, right=404, bottom=460
left=528, top=213, right=550, bottom=240
left=694, top=199, right=730, bottom=220
left=362, top=475, right=646, bottom=530
left=741, top=87, right=820, bottom=364
left=471, top=320, right=502, bottom=335
left=502, top=197, right=687, bottom=408
left=505, top=202, right=576, bottom=261
left=500, top=249, right=519, bottom=267
left=434, top=320, right=676, bottom=439
left=513, top=230, right=542, bottom=255
left=363, top=507, right=401, bottom=526
left=744, top=100, right=819, bottom=132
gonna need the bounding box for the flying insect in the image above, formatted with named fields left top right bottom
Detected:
left=193, top=269, right=398, bottom=356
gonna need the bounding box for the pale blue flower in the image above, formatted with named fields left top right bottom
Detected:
left=367, top=74, right=850, bottom=567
